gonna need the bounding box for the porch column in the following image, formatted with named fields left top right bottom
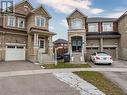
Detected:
left=48, top=36, right=53, bottom=55
left=81, top=35, right=85, bottom=63
left=33, top=33, right=39, bottom=63
left=34, top=33, right=39, bottom=48
left=100, top=38, right=103, bottom=52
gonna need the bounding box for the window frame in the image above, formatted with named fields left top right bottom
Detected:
left=71, top=18, right=82, bottom=29
left=102, top=22, right=113, bottom=32
left=18, top=18, right=25, bottom=28
left=88, top=23, right=98, bottom=32
left=35, top=16, right=46, bottom=27
left=38, top=39, right=45, bottom=49
left=7, top=16, right=16, bottom=27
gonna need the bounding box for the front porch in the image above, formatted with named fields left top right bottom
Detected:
left=27, top=29, right=55, bottom=64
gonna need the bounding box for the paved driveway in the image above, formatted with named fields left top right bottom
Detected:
left=0, top=73, right=80, bottom=95
left=0, top=61, right=41, bottom=72
left=89, top=60, right=127, bottom=94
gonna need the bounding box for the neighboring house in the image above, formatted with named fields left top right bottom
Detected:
left=53, top=39, right=68, bottom=55
left=67, top=9, right=121, bottom=63
left=0, top=0, right=56, bottom=63
left=118, top=11, right=127, bottom=60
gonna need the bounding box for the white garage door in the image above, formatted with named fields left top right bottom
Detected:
left=5, top=45, right=26, bottom=61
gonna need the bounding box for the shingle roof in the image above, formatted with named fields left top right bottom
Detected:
left=53, top=39, right=68, bottom=44
left=87, top=17, right=117, bottom=22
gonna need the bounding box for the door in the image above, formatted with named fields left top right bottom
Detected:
left=103, top=47, right=116, bottom=60
left=5, top=45, right=26, bottom=61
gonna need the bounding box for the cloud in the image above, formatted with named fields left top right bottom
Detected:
left=37, top=0, right=104, bottom=15
left=106, top=12, right=123, bottom=18
left=49, top=25, right=54, bottom=30
left=60, top=19, right=68, bottom=28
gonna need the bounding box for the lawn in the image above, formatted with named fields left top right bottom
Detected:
left=41, top=62, right=91, bottom=69
left=74, top=71, right=125, bottom=95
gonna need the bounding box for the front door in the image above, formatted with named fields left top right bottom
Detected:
left=38, top=39, right=45, bottom=53
left=71, top=36, right=82, bottom=52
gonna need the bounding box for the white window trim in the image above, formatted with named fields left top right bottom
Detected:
left=35, top=16, right=46, bottom=27
left=71, top=18, right=82, bottom=29
left=7, top=16, right=16, bottom=27
left=102, top=22, right=113, bottom=32
left=18, top=18, right=25, bottom=28
left=39, top=39, right=45, bottom=49
left=88, top=23, right=98, bottom=32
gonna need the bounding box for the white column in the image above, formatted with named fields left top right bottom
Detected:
left=34, top=33, right=37, bottom=47
left=36, top=34, right=39, bottom=47
left=81, top=36, right=85, bottom=62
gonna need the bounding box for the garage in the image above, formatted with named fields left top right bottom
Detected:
left=86, top=47, right=99, bottom=61
left=103, top=47, right=117, bottom=60
left=5, top=44, right=26, bottom=61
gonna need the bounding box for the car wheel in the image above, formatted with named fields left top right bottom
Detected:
left=109, top=63, right=112, bottom=65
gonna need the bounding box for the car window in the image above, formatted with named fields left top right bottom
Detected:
left=97, top=53, right=109, bottom=56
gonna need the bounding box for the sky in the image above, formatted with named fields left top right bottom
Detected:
left=14, top=0, right=127, bottom=40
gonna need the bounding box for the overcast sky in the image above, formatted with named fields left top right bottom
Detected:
left=15, top=0, right=127, bottom=41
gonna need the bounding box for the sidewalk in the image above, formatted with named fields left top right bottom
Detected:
left=0, top=67, right=127, bottom=77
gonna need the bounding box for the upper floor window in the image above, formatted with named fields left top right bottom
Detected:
left=35, top=16, right=45, bottom=27
left=18, top=18, right=25, bottom=28
left=7, top=16, right=16, bottom=27
left=88, top=23, right=98, bottom=32
left=103, top=22, right=113, bottom=31
left=71, top=18, right=82, bottom=29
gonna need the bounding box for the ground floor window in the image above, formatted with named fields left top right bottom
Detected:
left=39, top=39, right=45, bottom=48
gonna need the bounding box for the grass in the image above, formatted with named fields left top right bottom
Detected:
left=74, top=71, right=125, bottom=95
left=41, top=62, right=91, bottom=69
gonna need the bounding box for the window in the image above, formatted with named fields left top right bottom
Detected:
left=7, top=16, right=16, bottom=27
left=18, top=18, right=25, bottom=28
left=88, top=23, right=98, bottom=32
left=71, top=18, right=82, bottom=29
left=39, top=39, right=45, bottom=48
left=35, top=16, right=45, bottom=27
left=103, top=22, right=113, bottom=31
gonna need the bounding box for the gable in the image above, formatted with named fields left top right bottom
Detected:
left=32, top=6, right=52, bottom=19
left=14, top=1, right=33, bottom=15
left=67, top=9, right=87, bottom=19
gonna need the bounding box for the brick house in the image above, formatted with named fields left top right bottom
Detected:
left=0, top=0, right=56, bottom=63
left=67, top=9, right=127, bottom=63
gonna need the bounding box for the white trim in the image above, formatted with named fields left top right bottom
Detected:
left=103, top=45, right=117, bottom=47
left=18, top=18, right=25, bottom=28
left=7, top=16, right=16, bottom=27
left=39, top=39, right=45, bottom=49
left=86, top=45, right=99, bottom=48
left=35, top=16, right=46, bottom=27
left=71, top=18, right=82, bottom=29
left=5, top=43, right=26, bottom=46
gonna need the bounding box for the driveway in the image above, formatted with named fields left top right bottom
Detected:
left=0, top=61, right=41, bottom=72
left=0, top=73, right=80, bottom=95
left=89, top=60, right=127, bottom=94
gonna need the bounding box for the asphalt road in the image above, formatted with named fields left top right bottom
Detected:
left=0, top=74, right=80, bottom=95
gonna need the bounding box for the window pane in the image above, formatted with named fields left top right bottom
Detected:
left=72, top=19, right=82, bottom=29
left=103, top=23, right=113, bottom=31
left=39, top=40, right=44, bottom=48
left=88, top=23, right=98, bottom=32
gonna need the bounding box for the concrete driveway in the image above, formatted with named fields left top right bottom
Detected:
left=0, top=61, right=41, bottom=72
left=89, top=60, right=127, bottom=94
left=0, top=73, right=80, bottom=95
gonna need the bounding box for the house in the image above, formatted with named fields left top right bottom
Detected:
left=53, top=39, right=68, bottom=55
left=0, top=0, right=56, bottom=63
left=67, top=9, right=125, bottom=63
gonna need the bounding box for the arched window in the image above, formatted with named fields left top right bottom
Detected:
left=71, top=18, right=82, bottom=29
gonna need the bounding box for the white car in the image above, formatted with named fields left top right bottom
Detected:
left=90, top=52, right=113, bottom=65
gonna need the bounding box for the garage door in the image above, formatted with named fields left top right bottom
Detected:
left=5, top=45, right=25, bottom=61
left=86, top=47, right=99, bottom=61
left=103, top=47, right=116, bottom=60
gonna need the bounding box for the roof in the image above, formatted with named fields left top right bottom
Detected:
left=118, top=11, right=127, bottom=21
left=67, top=8, right=87, bottom=19
left=87, top=17, right=117, bottom=22
left=54, top=39, right=68, bottom=44
left=32, top=5, right=52, bottom=19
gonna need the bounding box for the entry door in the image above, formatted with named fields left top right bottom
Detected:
left=5, top=45, right=26, bottom=61
left=38, top=39, right=45, bottom=53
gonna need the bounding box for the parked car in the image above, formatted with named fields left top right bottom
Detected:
left=90, top=52, right=113, bottom=65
